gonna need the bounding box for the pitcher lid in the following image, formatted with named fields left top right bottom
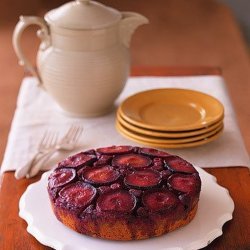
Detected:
left=45, top=0, right=121, bottom=30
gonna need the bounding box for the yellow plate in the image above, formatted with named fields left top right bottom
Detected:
left=119, top=89, right=224, bottom=131
left=116, top=119, right=224, bottom=144
left=117, top=110, right=224, bottom=138
left=116, top=121, right=224, bottom=149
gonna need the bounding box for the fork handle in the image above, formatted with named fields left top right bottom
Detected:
left=14, top=152, right=45, bottom=179
left=27, top=149, right=57, bottom=178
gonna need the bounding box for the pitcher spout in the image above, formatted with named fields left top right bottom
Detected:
left=120, top=12, right=149, bottom=48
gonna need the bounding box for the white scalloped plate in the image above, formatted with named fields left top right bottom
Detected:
left=19, top=167, right=234, bottom=250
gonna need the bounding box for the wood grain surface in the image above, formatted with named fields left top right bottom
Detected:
left=0, top=0, right=250, bottom=249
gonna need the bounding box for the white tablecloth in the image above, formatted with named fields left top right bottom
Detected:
left=1, top=75, right=249, bottom=173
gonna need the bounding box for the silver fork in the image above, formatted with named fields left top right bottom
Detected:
left=15, top=131, right=58, bottom=180
left=27, top=125, right=83, bottom=178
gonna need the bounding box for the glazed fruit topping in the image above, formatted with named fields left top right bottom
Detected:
left=140, top=147, right=170, bottom=158
left=112, top=154, right=152, bottom=169
left=152, top=157, right=164, bottom=171
left=48, top=168, right=76, bottom=188
left=129, top=189, right=142, bottom=197
left=97, top=145, right=133, bottom=155
left=179, top=193, right=193, bottom=208
left=110, top=183, right=121, bottom=190
left=48, top=146, right=201, bottom=218
left=136, top=207, right=148, bottom=216
left=94, top=155, right=113, bottom=166
left=142, top=189, right=180, bottom=212
left=97, top=189, right=136, bottom=213
left=124, top=169, right=161, bottom=189
left=97, top=186, right=111, bottom=194
left=160, top=169, right=172, bottom=180
left=58, top=152, right=96, bottom=169
left=165, top=156, right=197, bottom=174
left=82, top=165, right=120, bottom=185
left=168, top=173, right=201, bottom=194
left=58, top=182, right=96, bottom=208
left=82, top=204, right=95, bottom=214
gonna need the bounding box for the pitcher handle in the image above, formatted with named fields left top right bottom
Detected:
left=12, top=16, right=50, bottom=85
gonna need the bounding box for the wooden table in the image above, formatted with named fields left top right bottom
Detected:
left=0, top=0, right=250, bottom=249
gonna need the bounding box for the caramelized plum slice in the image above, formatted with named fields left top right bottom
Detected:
left=112, top=154, right=152, bottom=169
left=48, top=168, right=76, bottom=188
left=97, top=145, right=133, bottom=155
left=97, top=189, right=136, bottom=213
left=168, top=173, right=201, bottom=194
left=94, top=155, right=113, bottom=166
left=58, top=152, right=96, bottom=169
left=124, top=169, right=161, bottom=189
left=142, top=189, right=179, bottom=212
left=165, top=156, right=197, bottom=174
left=83, top=165, right=120, bottom=185
left=140, top=147, right=170, bottom=158
left=59, top=182, right=96, bottom=208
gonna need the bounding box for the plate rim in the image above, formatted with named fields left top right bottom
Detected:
left=116, top=121, right=224, bottom=149
left=117, top=110, right=224, bottom=138
left=116, top=118, right=224, bottom=144
left=120, top=88, right=224, bottom=131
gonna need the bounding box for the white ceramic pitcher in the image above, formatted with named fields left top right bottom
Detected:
left=13, top=0, right=148, bottom=117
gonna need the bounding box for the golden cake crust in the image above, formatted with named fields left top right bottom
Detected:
left=51, top=201, right=198, bottom=240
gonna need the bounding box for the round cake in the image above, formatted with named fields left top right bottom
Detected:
left=47, top=145, right=201, bottom=240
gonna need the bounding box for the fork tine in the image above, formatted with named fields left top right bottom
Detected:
left=68, top=126, right=81, bottom=142
left=71, top=126, right=83, bottom=143
left=39, top=131, right=49, bottom=148
left=65, top=125, right=82, bottom=140
left=27, top=126, right=83, bottom=178
left=64, top=125, right=77, bottom=140
left=46, top=132, right=52, bottom=147
left=41, top=131, right=57, bottom=148
left=50, top=132, right=58, bottom=147
left=42, top=131, right=54, bottom=148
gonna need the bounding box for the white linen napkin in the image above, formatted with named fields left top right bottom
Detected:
left=1, top=75, right=249, bottom=173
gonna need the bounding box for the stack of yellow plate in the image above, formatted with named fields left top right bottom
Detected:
left=116, top=89, right=224, bottom=148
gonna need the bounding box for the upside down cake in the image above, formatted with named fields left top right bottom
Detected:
left=47, top=145, right=201, bottom=240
